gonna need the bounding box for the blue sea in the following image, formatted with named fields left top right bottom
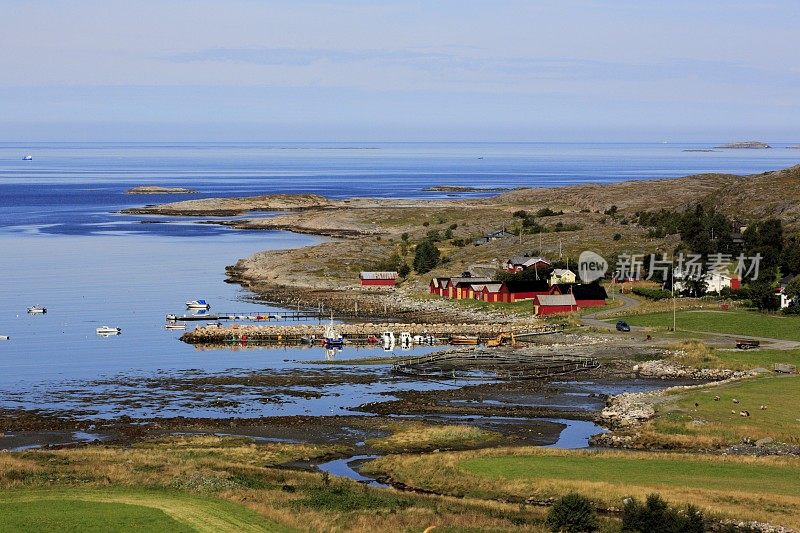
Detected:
left=0, top=142, right=797, bottom=426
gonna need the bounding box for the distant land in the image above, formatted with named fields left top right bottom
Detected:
left=423, top=185, right=521, bottom=193
left=682, top=149, right=718, bottom=153
left=788, top=145, right=800, bottom=149
left=714, top=141, right=771, bottom=149
left=126, top=186, right=196, bottom=195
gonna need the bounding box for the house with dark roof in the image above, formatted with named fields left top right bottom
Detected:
left=473, top=229, right=515, bottom=245
left=498, top=278, right=556, bottom=302
left=556, top=283, right=608, bottom=307
left=504, top=256, right=551, bottom=273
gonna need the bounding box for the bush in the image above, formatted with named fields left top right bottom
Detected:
left=513, top=210, right=528, bottom=218
left=537, top=207, right=563, bottom=217
left=621, top=494, right=704, bottom=533
left=613, top=233, right=622, bottom=241
left=632, top=287, right=673, bottom=301
left=546, top=493, right=598, bottom=532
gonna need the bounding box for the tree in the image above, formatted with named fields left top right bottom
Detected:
left=412, top=240, right=440, bottom=274
left=546, top=493, right=598, bottom=533
left=622, top=494, right=705, bottom=533
left=785, top=276, right=800, bottom=301
left=744, top=218, right=784, bottom=282
left=397, top=262, right=411, bottom=278
left=745, top=280, right=779, bottom=311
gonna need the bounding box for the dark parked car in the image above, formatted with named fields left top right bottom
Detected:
left=616, top=320, right=631, bottom=332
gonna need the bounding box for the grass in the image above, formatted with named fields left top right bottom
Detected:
left=367, top=422, right=501, bottom=453
left=0, top=499, right=192, bottom=533
left=618, top=308, right=800, bottom=341
left=364, top=447, right=800, bottom=529
left=643, top=374, right=800, bottom=447
left=0, top=435, right=553, bottom=532
left=0, top=488, right=277, bottom=533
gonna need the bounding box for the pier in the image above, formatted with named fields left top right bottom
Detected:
left=180, top=323, right=563, bottom=346
left=166, top=311, right=324, bottom=322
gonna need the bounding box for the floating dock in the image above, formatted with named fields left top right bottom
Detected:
left=167, top=311, right=324, bottom=322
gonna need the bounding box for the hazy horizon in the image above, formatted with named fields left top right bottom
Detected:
left=2, top=1, right=798, bottom=142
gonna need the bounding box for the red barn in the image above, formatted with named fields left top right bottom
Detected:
left=429, top=277, right=449, bottom=296
left=360, top=271, right=398, bottom=287
left=533, top=294, right=578, bottom=315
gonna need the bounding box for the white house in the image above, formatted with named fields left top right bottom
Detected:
left=777, top=275, right=798, bottom=309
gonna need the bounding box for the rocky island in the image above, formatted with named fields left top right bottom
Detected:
left=125, top=186, right=197, bottom=194
left=714, top=141, right=771, bottom=149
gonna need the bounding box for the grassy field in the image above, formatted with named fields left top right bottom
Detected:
left=364, top=447, right=800, bottom=529
left=0, top=434, right=555, bottom=532
left=618, top=308, right=800, bottom=341
left=0, top=489, right=273, bottom=533
left=366, top=422, right=501, bottom=453
left=642, top=374, right=800, bottom=447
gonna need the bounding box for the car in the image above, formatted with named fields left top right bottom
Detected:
left=615, top=320, right=631, bottom=332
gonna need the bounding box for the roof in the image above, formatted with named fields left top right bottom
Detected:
left=557, top=283, right=608, bottom=301
left=487, top=230, right=514, bottom=238
left=506, top=256, right=551, bottom=268
left=360, top=271, right=398, bottom=280
left=503, top=279, right=551, bottom=293
left=780, top=274, right=797, bottom=287
left=552, top=268, right=575, bottom=276
left=481, top=283, right=503, bottom=292
left=450, top=277, right=492, bottom=287
left=535, top=294, right=577, bottom=306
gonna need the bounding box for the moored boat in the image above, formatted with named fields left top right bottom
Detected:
left=186, top=299, right=211, bottom=309
left=96, top=326, right=121, bottom=335
left=0, top=335, right=9, bottom=341
left=27, top=306, right=47, bottom=314
left=164, top=323, right=186, bottom=330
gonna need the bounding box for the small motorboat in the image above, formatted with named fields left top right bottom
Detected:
left=27, top=306, right=47, bottom=314
left=96, top=326, right=121, bottom=335
left=165, top=313, right=178, bottom=321
left=23, top=155, right=33, bottom=161
left=186, top=299, right=210, bottom=309
left=0, top=335, right=9, bottom=341
left=164, top=323, right=186, bottom=330
left=205, top=321, right=223, bottom=327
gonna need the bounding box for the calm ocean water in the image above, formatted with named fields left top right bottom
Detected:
left=0, top=142, right=797, bottom=421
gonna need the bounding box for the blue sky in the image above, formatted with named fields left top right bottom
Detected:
left=1, top=1, right=798, bottom=141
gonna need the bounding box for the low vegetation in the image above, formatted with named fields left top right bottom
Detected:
left=364, top=447, right=800, bottom=529
left=366, top=422, right=501, bottom=453
left=620, top=308, right=800, bottom=341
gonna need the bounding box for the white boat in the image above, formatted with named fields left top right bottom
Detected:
left=165, top=313, right=178, bottom=321
left=205, top=322, right=222, bottom=327
left=399, top=331, right=412, bottom=349
left=22, top=155, right=33, bottom=161
left=27, top=306, right=47, bottom=314
left=0, top=335, right=9, bottom=341
left=96, top=326, right=121, bottom=335
left=381, top=331, right=395, bottom=351
left=164, top=323, right=186, bottom=330
left=186, top=299, right=210, bottom=309
left=323, top=321, right=344, bottom=347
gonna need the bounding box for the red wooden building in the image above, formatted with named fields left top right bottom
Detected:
left=555, top=283, right=608, bottom=307
left=360, top=271, right=398, bottom=286
left=533, top=294, right=578, bottom=315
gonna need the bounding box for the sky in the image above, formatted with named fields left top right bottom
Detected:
left=1, top=0, right=798, bottom=142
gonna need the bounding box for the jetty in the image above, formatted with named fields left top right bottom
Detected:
left=167, top=311, right=324, bottom=322
left=180, top=323, right=562, bottom=346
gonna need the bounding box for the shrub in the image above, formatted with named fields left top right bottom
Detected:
left=613, top=233, right=622, bottom=241
left=449, top=223, right=458, bottom=230
left=621, top=494, right=704, bottom=533
left=422, top=221, right=430, bottom=227
left=537, top=207, right=563, bottom=217
left=632, top=287, right=673, bottom=301
left=398, top=262, right=411, bottom=278
left=546, top=493, right=598, bottom=532
left=513, top=210, right=528, bottom=218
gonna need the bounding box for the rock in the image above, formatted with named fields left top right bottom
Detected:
left=755, top=437, right=774, bottom=447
